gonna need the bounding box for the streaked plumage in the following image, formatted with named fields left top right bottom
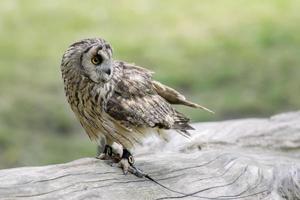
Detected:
left=61, top=38, right=213, bottom=150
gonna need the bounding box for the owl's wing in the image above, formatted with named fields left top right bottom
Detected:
left=105, top=62, right=193, bottom=132
left=152, top=80, right=214, bottom=113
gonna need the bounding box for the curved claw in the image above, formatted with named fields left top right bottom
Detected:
left=96, top=145, right=114, bottom=160
left=119, top=158, right=130, bottom=175
left=112, top=148, right=146, bottom=178
left=96, top=153, right=110, bottom=160
left=117, top=159, right=145, bottom=177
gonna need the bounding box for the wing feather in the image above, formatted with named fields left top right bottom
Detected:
left=152, top=80, right=214, bottom=113
left=106, top=62, right=192, bottom=132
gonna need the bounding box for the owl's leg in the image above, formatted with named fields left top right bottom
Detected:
left=96, top=137, right=114, bottom=160
left=118, top=149, right=133, bottom=174
left=97, top=145, right=113, bottom=160
left=117, top=149, right=144, bottom=177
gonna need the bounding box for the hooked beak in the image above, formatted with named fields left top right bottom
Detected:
left=97, top=50, right=112, bottom=75
left=95, top=61, right=113, bottom=83
left=101, top=65, right=111, bottom=76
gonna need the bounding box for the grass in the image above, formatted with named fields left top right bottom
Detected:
left=0, top=0, right=299, bottom=168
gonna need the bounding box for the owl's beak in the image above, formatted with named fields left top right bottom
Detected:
left=98, top=50, right=112, bottom=75
left=95, top=62, right=113, bottom=83
left=94, top=49, right=113, bottom=82
left=101, top=65, right=111, bottom=76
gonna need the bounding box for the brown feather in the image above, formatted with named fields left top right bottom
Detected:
left=152, top=80, right=214, bottom=114
left=106, top=62, right=193, bottom=132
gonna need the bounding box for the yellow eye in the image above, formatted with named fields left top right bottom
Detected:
left=91, top=56, right=100, bottom=65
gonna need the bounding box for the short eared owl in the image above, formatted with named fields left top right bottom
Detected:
left=61, top=38, right=213, bottom=174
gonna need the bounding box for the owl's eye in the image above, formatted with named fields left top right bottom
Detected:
left=91, top=55, right=103, bottom=65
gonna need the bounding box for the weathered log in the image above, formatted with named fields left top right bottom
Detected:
left=0, top=111, right=299, bottom=200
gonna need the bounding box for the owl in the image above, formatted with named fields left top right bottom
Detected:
left=61, top=38, right=213, bottom=175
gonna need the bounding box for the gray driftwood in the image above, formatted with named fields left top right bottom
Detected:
left=0, top=111, right=299, bottom=200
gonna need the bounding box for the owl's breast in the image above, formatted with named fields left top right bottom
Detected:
left=63, top=74, right=117, bottom=140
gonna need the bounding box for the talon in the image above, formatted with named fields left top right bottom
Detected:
left=119, top=158, right=130, bottom=175
left=99, top=147, right=146, bottom=178
left=96, top=153, right=109, bottom=160
left=111, top=153, right=122, bottom=163
left=96, top=145, right=113, bottom=160
left=114, top=149, right=144, bottom=177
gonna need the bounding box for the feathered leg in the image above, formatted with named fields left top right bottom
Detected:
left=96, top=137, right=114, bottom=160
left=117, top=149, right=134, bottom=174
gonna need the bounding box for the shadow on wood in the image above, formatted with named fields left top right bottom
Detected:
left=0, top=111, right=299, bottom=200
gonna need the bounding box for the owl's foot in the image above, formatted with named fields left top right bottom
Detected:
left=116, top=149, right=145, bottom=178
left=96, top=145, right=114, bottom=160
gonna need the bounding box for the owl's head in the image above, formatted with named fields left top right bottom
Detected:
left=61, top=38, right=114, bottom=83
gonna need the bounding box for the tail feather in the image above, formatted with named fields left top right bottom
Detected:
left=180, top=100, right=215, bottom=114
left=152, top=80, right=214, bottom=114
left=175, top=129, right=191, bottom=138
left=172, top=122, right=194, bottom=130
left=172, top=120, right=194, bottom=138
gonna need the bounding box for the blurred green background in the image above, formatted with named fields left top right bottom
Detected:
left=0, top=0, right=299, bottom=169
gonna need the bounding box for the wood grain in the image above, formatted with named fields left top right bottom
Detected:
left=0, top=111, right=299, bottom=200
